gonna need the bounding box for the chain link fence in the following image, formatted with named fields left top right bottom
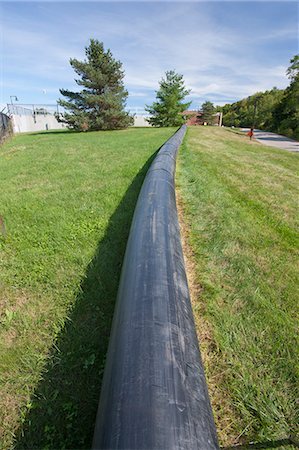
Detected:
left=0, top=112, right=13, bottom=144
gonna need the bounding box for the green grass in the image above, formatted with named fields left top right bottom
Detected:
left=0, top=127, right=175, bottom=449
left=176, top=127, right=299, bottom=448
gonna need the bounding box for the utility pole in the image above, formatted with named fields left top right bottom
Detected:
left=219, top=112, right=223, bottom=127
left=252, top=95, right=261, bottom=129
left=10, top=96, right=18, bottom=104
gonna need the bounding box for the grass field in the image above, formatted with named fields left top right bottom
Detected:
left=1, top=126, right=298, bottom=450
left=176, top=127, right=299, bottom=448
left=0, top=127, right=175, bottom=449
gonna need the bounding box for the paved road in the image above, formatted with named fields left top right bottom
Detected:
left=241, top=129, right=299, bottom=152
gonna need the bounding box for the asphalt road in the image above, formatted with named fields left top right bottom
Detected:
left=242, top=128, right=299, bottom=152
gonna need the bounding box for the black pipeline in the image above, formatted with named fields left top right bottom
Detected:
left=92, top=125, right=219, bottom=450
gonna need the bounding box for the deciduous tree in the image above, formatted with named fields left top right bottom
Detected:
left=272, top=55, right=299, bottom=139
left=220, top=55, right=299, bottom=139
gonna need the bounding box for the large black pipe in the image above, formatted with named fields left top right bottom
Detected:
left=92, top=125, right=219, bottom=450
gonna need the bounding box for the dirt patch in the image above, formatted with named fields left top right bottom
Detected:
left=0, top=390, right=25, bottom=450
left=0, top=289, right=40, bottom=348
left=0, top=289, right=29, bottom=313
left=2, top=328, right=18, bottom=348
left=1, top=145, right=27, bottom=157
left=176, top=190, right=241, bottom=447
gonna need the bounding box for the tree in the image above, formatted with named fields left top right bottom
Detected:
left=220, top=56, right=298, bottom=139
left=221, top=88, right=284, bottom=129
left=286, top=54, right=299, bottom=81
left=201, top=101, right=215, bottom=125
left=57, top=39, right=133, bottom=131
left=272, top=54, right=299, bottom=139
left=145, top=70, right=191, bottom=127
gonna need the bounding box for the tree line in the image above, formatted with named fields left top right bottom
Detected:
left=219, top=55, right=299, bottom=140
left=57, top=39, right=298, bottom=140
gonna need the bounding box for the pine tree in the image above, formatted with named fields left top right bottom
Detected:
left=201, top=101, right=215, bottom=125
left=57, top=39, right=133, bottom=131
left=145, top=70, right=191, bottom=127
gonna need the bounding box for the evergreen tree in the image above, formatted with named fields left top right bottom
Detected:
left=145, top=70, right=191, bottom=127
left=201, top=101, right=215, bottom=125
left=57, top=39, right=133, bottom=131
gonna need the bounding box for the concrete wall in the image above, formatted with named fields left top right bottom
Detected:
left=133, top=115, right=151, bottom=127
left=12, top=112, right=151, bottom=132
left=11, top=113, right=66, bottom=133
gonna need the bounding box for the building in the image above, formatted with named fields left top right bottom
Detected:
left=183, top=110, right=223, bottom=126
left=8, top=104, right=224, bottom=132
left=8, top=104, right=66, bottom=133
left=133, top=115, right=151, bottom=127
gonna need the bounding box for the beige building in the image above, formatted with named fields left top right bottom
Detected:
left=8, top=104, right=66, bottom=133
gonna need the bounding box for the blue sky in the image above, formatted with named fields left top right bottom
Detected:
left=1, top=1, right=298, bottom=112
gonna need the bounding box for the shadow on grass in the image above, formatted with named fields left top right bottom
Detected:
left=15, top=151, right=157, bottom=450
left=28, top=129, right=81, bottom=136
left=30, top=128, right=136, bottom=136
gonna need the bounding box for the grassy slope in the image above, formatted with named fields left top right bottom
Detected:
left=0, top=127, right=175, bottom=450
left=176, top=127, right=298, bottom=447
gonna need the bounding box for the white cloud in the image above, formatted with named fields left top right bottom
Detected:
left=1, top=1, right=295, bottom=107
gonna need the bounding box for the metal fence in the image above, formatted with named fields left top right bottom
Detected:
left=0, top=112, right=12, bottom=143
left=7, top=104, right=60, bottom=116
left=126, top=106, right=150, bottom=117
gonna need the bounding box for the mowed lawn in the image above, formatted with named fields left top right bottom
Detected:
left=176, top=127, right=298, bottom=447
left=0, top=127, right=175, bottom=450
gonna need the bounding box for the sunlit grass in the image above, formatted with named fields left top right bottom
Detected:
left=177, top=126, right=298, bottom=447
left=0, top=127, right=175, bottom=449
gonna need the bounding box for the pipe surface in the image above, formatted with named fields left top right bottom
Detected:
left=92, top=125, right=219, bottom=450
